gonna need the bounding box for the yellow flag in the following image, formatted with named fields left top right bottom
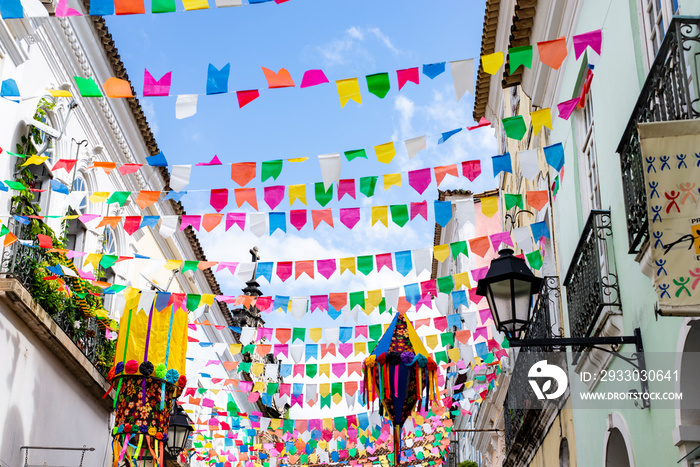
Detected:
left=448, top=347, right=461, bottom=363
left=454, top=272, right=472, bottom=290
left=182, top=0, right=208, bottom=9
left=62, top=215, right=80, bottom=220
left=340, top=257, right=356, bottom=275
left=354, top=342, right=366, bottom=356
left=164, top=259, right=183, bottom=270
left=251, top=362, right=264, bottom=376
left=309, top=328, right=323, bottom=343
left=481, top=52, right=504, bottom=75
left=332, top=392, right=342, bottom=404
left=270, top=419, right=282, bottom=430
left=200, top=293, right=215, bottom=306
left=47, top=89, right=73, bottom=97
left=287, top=157, right=308, bottom=163
left=21, top=155, right=49, bottom=166
left=84, top=253, right=102, bottom=270
left=374, top=142, right=396, bottom=164
left=383, top=173, right=401, bottom=190
left=319, top=383, right=331, bottom=397
left=230, top=343, right=242, bottom=356
left=372, top=206, right=388, bottom=227
left=480, top=195, right=499, bottom=218
left=433, top=244, right=450, bottom=262
left=336, top=78, right=362, bottom=108
left=289, top=184, right=307, bottom=206
left=367, top=289, right=383, bottom=309
left=88, top=192, right=109, bottom=203
left=425, top=334, right=438, bottom=350
left=319, top=363, right=330, bottom=377
left=530, top=108, right=552, bottom=135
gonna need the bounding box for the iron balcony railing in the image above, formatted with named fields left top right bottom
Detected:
left=563, top=210, right=621, bottom=356
left=503, top=277, right=560, bottom=457
left=617, top=16, right=700, bottom=254
left=1, top=242, right=112, bottom=378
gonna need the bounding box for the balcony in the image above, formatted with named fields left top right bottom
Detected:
left=564, top=210, right=621, bottom=358
left=503, top=277, right=564, bottom=466
left=617, top=16, right=700, bottom=254
left=1, top=242, right=115, bottom=378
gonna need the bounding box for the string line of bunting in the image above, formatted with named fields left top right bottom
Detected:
left=2, top=142, right=564, bottom=205
left=0, top=21, right=601, bottom=115
left=2, top=187, right=552, bottom=243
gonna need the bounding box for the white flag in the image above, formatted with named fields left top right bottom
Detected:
left=405, top=135, right=426, bottom=159
left=318, top=153, right=341, bottom=190
left=450, top=59, right=475, bottom=102
left=170, top=165, right=192, bottom=192
left=175, top=95, right=198, bottom=119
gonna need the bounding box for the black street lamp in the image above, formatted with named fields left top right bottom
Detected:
left=166, top=405, right=193, bottom=457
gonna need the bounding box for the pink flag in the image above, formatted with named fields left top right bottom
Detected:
left=264, top=186, right=285, bottom=210
left=339, top=343, right=353, bottom=358
left=56, top=0, right=82, bottom=16
left=479, top=308, right=494, bottom=325
left=376, top=253, right=393, bottom=272
left=310, top=295, right=329, bottom=312
left=355, top=325, right=368, bottom=338
left=462, top=160, right=482, bottom=181
left=339, top=208, right=360, bottom=229
left=316, top=259, right=337, bottom=279
left=123, top=216, right=141, bottom=236
left=473, top=326, right=489, bottom=341
left=181, top=215, right=201, bottom=231
left=257, top=296, right=272, bottom=312
left=300, top=69, right=329, bottom=88
left=489, top=231, right=513, bottom=251
left=467, top=116, right=490, bottom=130
left=410, top=200, right=428, bottom=220
left=143, top=69, right=171, bottom=97
left=196, top=155, right=222, bottom=166
left=397, top=67, right=419, bottom=90
left=408, top=168, right=431, bottom=195
left=433, top=316, right=448, bottom=332
left=274, top=344, right=289, bottom=358
left=471, top=266, right=489, bottom=282
left=414, top=318, right=431, bottom=329
left=276, top=262, right=293, bottom=282
left=468, top=288, right=483, bottom=305
left=225, top=212, right=245, bottom=231
left=573, top=29, right=602, bottom=59
left=338, top=179, right=356, bottom=200
left=557, top=97, right=580, bottom=120
left=237, top=90, right=259, bottom=108
left=217, top=262, right=238, bottom=274
left=210, top=188, right=228, bottom=212
left=332, top=363, right=346, bottom=378
left=118, top=164, right=142, bottom=175
left=416, top=293, right=432, bottom=311
left=420, top=279, right=437, bottom=297
left=290, top=210, right=307, bottom=230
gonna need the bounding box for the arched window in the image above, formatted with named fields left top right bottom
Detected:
left=559, top=438, right=570, bottom=467
left=65, top=177, right=88, bottom=252
left=606, top=428, right=632, bottom=467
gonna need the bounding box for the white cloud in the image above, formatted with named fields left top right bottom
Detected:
left=140, top=99, right=159, bottom=136
left=313, top=26, right=402, bottom=68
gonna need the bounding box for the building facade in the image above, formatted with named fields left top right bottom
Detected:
left=471, top=0, right=700, bottom=466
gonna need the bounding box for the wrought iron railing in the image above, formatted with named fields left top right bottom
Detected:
left=617, top=16, right=700, bottom=253
left=1, top=242, right=113, bottom=378
left=564, top=210, right=621, bottom=354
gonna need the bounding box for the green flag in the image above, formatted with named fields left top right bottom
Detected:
left=314, top=182, right=333, bottom=207
left=74, top=77, right=103, bottom=97
left=261, top=159, right=283, bottom=181
left=321, top=394, right=331, bottom=408
left=359, top=176, right=378, bottom=197
left=437, top=275, right=455, bottom=294
left=266, top=383, right=279, bottom=395
left=186, top=294, right=201, bottom=311
left=390, top=204, right=409, bottom=227
left=344, top=149, right=367, bottom=161
left=449, top=241, right=468, bottom=259
left=435, top=350, right=448, bottom=364
left=504, top=193, right=523, bottom=210
left=238, top=361, right=251, bottom=374
left=4, top=180, right=26, bottom=191
left=366, top=73, right=390, bottom=99
left=99, top=254, right=118, bottom=269
left=369, top=324, right=382, bottom=341
left=332, top=382, right=342, bottom=398
left=106, top=191, right=130, bottom=207
left=152, top=0, right=176, bottom=13
left=357, top=255, right=374, bottom=275
left=526, top=250, right=543, bottom=270
left=503, top=116, right=527, bottom=140
left=242, top=344, right=255, bottom=355
left=293, top=327, right=305, bottom=342
left=182, top=261, right=199, bottom=273
left=334, top=416, right=347, bottom=431
left=509, top=45, right=533, bottom=73
left=350, top=291, right=365, bottom=311
left=306, top=364, right=317, bottom=378
left=440, top=332, right=454, bottom=347
left=378, top=298, right=387, bottom=314
left=368, top=340, right=377, bottom=353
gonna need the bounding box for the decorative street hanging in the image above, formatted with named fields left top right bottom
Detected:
left=108, top=297, right=189, bottom=467
left=363, top=312, right=438, bottom=465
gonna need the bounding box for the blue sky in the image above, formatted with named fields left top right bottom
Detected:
left=105, top=0, right=497, bottom=338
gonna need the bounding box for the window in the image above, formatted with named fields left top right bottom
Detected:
left=639, top=0, right=679, bottom=67
left=65, top=177, right=87, bottom=252
left=100, top=226, right=118, bottom=313
left=575, top=92, right=601, bottom=221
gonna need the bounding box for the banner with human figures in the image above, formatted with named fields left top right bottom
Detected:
left=639, top=120, right=700, bottom=310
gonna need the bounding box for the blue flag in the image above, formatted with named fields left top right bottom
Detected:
left=207, top=63, right=230, bottom=95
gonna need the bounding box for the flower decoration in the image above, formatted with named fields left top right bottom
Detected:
left=155, top=363, right=167, bottom=379
left=177, top=375, right=187, bottom=389
left=139, top=361, right=154, bottom=376
left=115, top=361, right=124, bottom=374
left=165, top=369, right=179, bottom=385
left=125, top=360, right=139, bottom=374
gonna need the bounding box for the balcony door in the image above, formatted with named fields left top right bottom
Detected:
left=638, top=0, right=679, bottom=68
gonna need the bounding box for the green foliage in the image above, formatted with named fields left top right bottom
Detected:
left=458, top=461, right=478, bottom=467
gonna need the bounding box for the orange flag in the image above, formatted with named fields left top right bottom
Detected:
left=91, top=161, right=117, bottom=174
left=261, top=67, right=296, bottom=88
left=202, top=213, right=224, bottom=232
left=468, top=236, right=491, bottom=258
left=234, top=188, right=258, bottom=210
left=114, top=0, right=144, bottom=15
left=135, top=191, right=160, bottom=209
left=198, top=261, right=218, bottom=270
left=537, top=37, right=568, bottom=70
left=312, top=209, right=333, bottom=229
left=3, top=232, right=17, bottom=247
left=295, top=260, right=314, bottom=279
left=526, top=190, right=549, bottom=211
left=434, top=164, right=458, bottom=185
left=103, top=78, right=133, bottom=98
left=329, top=293, right=347, bottom=311
left=231, top=162, right=256, bottom=187
left=97, top=216, right=121, bottom=228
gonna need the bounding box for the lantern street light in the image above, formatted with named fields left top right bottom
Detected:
left=475, top=249, right=646, bottom=351
left=166, top=405, right=193, bottom=457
